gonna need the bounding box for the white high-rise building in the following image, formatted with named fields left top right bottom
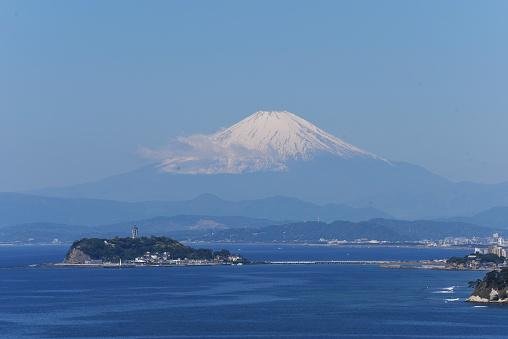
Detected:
left=498, top=236, right=505, bottom=246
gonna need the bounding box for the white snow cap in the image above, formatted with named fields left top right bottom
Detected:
left=145, top=110, right=382, bottom=174
left=213, top=110, right=374, bottom=160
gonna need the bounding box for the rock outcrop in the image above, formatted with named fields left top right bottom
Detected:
left=65, top=247, right=91, bottom=264
left=468, top=268, right=508, bottom=303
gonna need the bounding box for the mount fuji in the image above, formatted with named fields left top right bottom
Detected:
left=36, top=111, right=508, bottom=219
left=148, top=111, right=385, bottom=175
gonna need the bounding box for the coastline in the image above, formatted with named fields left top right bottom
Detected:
left=12, top=242, right=480, bottom=271
left=49, top=261, right=230, bottom=268
left=37, top=258, right=486, bottom=270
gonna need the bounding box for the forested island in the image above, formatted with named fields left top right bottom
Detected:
left=64, top=236, right=247, bottom=266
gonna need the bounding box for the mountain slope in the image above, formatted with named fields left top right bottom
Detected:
left=36, top=155, right=486, bottom=218
left=447, top=206, right=508, bottom=229
left=0, top=192, right=143, bottom=227
left=33, top=111, right=508, bottom=218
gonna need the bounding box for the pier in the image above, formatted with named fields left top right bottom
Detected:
left=265, top=260, right=401, bottom=265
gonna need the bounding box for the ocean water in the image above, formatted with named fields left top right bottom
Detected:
left=1, top=244, right=507, bottom=338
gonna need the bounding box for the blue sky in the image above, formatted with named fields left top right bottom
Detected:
left=1, top=0, right=507, bottom=191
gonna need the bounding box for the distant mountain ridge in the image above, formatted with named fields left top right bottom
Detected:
left=192, top=219, right=499, bottom=243
left=0, top=192, right=389, bottom=227
left=2, top=217, right=497, bottom=244
left=0, top=215, right=278, bottom=243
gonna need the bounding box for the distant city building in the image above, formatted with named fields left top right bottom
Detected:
left=476, top=244, right=507, bottom=258
left=491, top=245, right=507, bottom=258
left=131, top=225, right=139, bottom=239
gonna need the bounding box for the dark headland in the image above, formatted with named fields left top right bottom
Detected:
left=468, top=268, right=508, bottom=303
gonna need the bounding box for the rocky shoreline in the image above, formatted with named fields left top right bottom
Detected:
left=467, top=268, right=508, bottom=303
left=466, top=295, right=508, bottom=303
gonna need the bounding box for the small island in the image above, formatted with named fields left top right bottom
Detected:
left=468, top=268, right=508, bottom=303
left=64, top=235, right=247, bottom=267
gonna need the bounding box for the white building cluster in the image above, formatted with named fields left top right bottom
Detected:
left=474, top=233, right=507, bottom=258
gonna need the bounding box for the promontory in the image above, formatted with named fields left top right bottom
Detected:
left=468, top=268, right=508, bottom=303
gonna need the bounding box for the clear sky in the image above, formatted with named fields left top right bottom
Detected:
left=1, top=0, right=507, bottom=191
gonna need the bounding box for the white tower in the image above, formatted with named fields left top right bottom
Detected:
left=131, top=225, right=139, bottom=239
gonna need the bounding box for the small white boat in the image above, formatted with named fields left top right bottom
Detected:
left=473, top=305, right=488, bottom=308
left=442, top=286, right=455, bottom=291
left=445, top=298, right=460, bottom=302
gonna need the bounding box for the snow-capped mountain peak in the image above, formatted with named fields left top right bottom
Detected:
left=148, top=111, right=383, bottom=174
left=213, top=110, right=375, bottom=160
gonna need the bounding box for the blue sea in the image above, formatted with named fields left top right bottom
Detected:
left=1, top=244, right=507, bottom=338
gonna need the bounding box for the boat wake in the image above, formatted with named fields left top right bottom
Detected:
left=433, top=286, right=456, bottom=294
